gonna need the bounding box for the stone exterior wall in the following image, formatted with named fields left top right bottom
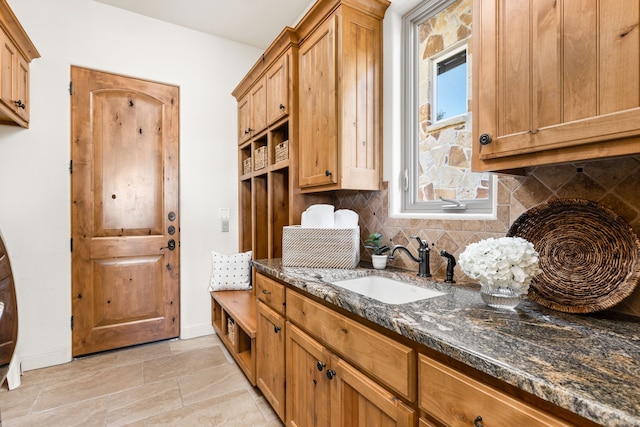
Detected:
left=417, top=0, right=487, bottom=202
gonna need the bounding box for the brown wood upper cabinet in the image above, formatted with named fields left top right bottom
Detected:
left=473, top=0, right=640, bottom=172
left=266, top=52, right=289, bottom=125
left=237, top=53, right=290, bottom=145
left=237, top=77, right=267, bottom=143
left=0, top=0, right=39, bottom=128
left=297, top=0, right=389, bottom=191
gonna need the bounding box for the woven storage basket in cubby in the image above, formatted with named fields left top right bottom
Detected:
left=282, top=226, right=360, bottom=268
left=254, top=146, right=267, bottom=170
left=275, top=140, right=289, bottom=162
left=507, top=198, right=640, bottom=313
left=242, top=158, right=252, bottom=175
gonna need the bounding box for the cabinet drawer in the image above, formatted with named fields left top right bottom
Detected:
left=286, top=289, right=416, bottom=401
left=256, top=273, right=286, bottom=315
left=419, top=354, right=573, bottom=427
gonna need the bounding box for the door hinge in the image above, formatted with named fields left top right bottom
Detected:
left=70, top=237, right=73, bottom=252
left=68, top=160, right=72, bottom=174
left=69, top=81, right=73, bottom=95
left=70, top=315, right=74, bottom=330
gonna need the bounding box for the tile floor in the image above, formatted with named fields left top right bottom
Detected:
left=0, top=334, right=284, bottom=426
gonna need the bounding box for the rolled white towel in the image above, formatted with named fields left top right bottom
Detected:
left=301, top=204, right=335, bottom=228
left=334, top=209, right=359, bottom=228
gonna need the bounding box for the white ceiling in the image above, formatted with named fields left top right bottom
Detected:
left=94, top=0, right=314, bottom=49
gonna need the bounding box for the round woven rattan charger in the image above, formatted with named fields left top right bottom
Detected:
left=507, top=198, right=640, bottom=313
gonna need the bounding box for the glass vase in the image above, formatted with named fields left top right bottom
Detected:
left=480, top=286, right=522, bottom=310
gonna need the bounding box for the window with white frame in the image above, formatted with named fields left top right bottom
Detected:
left=401, top=0, right=495, bottom=216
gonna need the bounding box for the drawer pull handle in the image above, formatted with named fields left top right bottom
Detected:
left=474, top=416, right=484, bottom=427
left=262, top=289, right=271, bottom=295
left=326, top=369, right=336, bottom=380
left=274, top=326, right=281, bottom=333
left=316, top=361, right=326, bottom=371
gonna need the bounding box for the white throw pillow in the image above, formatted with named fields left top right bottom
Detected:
left=208, top=251, right=252, bottom=291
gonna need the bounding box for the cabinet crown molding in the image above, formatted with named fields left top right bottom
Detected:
left=232, top=27, right=298, bottom=100
left=0, top=0, right=39, bottom=61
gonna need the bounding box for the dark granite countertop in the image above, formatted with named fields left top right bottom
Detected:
left=252, top=259, right=640, bottom=427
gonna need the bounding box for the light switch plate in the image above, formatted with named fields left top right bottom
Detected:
left=221, top=220, right=229, bottom=232
left=218, top=208, right=230, bottom=220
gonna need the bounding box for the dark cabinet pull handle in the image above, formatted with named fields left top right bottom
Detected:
left=326, top=369, right=336, bottom=380
left=474, top=416, right=484, bottom=427
left=325, top=170, right=332, bottom=177
left=279, top=103, right=285, bottom=110
left=14, top=100, right=25, bottom=109
left=261, top=289, right=271, bottom=295
left=316, top=361, right=326, bottom=371
left=479, top=133, right=492, bottom=145
left=274, top=326, right=281, bottom=333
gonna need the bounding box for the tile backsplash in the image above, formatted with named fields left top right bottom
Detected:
left=334, top=156, right=640, bottom=317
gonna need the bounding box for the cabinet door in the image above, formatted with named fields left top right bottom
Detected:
left=330, top=354, right=415, bottom=427
left=299, top=14, right=339, bottom=189
left=237, top=94, right=251, bottom=144
left=286, top=322, right=332, bottom=427
left=266, top=53, right=289, bottom=125
left=338, top=7, right=382, bottom=191
left=0, top=33, right=17, bottom=115
left=15, top=54, right=28, bottom=122
left=256, top=302, right=286, bottom=422
left=250, top=77, right=267, bottom=136
left=473, top=0, right=640, bottom=171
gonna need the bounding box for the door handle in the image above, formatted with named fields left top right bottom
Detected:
left=161, top=239, right=176, bottom=250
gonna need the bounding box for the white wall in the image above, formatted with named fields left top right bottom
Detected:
left=0, top=0, right=261, bottom=371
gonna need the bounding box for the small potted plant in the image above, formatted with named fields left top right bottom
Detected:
left=365, top=233, right=390, bottom=269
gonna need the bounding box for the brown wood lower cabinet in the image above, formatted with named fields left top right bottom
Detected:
left=419, top=354, right=574, bottom=427
left=253, top=273, right=588, bottom=427
left=254, top=272, right=416, bottom=426
left=286, top=288, right=416, bottom=402
left=286, top=322, right=332, bottom=427
left=256, top=301, right=286, bottom=422
left=286, top=322, right=415, bottom=427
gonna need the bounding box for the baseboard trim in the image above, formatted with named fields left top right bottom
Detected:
left=20, top=348, right=70, bottom=372
left=181, top=323, right=215, bottom=340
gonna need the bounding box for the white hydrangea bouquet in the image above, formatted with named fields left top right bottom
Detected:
left=458, top=236, right=541, bottom=294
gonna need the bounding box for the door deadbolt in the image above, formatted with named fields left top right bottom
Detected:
left=168, top=212, right=176, bottom=221
left=168, top=225, right=176, bottom=235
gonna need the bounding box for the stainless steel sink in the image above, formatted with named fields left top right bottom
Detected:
left=330, top=275, right=445, bottom=304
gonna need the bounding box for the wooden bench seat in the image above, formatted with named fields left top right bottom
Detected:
left=210, top=289, right=257, bottom=385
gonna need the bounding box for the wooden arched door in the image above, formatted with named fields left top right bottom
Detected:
left=70, top=67, right=180, bottom=356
